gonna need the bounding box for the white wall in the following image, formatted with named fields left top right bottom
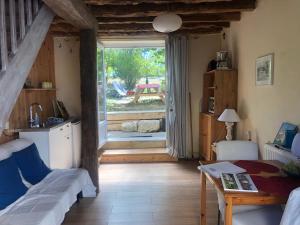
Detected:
left=54, top=37, right=81, bottom=117
left=222, top=0, right=300, bottom=155
left=189, top=34, right=221, bottom=157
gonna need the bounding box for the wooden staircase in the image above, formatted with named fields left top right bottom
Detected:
left=0, top=0, right=54, bottom=133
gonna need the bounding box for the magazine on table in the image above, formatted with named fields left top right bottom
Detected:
left=198, top=162, right=246, bottom=178
left=221, top=173, right=258, bottom=192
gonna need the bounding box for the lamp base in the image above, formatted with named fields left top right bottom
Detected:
left=225, top=122, right=234, bottom=141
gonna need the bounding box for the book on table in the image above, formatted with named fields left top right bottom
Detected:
left=221, top=173, right=258, bottom=192
left=198, top=161, right=246, bottom=178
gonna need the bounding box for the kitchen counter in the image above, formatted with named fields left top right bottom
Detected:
left=16, top=119, right=73, bottom=132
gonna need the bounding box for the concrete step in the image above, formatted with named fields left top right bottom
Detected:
left=100, top=148, right=177, bottom=163
left=102, top=139, right=166, bottom=150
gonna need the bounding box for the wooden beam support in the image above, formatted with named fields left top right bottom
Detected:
left=91, top=0, right=256, bottom=17
left=97, top=22, right=229, bottom=32
left=50, top=22, right=80, bottom=35
left=80, top=29, right=99, bottom=192
left=97, top=12, right=241, bottom=24
left=97, top=27, right=223, bottom=37
left=85, top=0, right=232, bottom=5
left=0, top=5, right=54, bottom=133
left=42, top=0, right=97, bottom=29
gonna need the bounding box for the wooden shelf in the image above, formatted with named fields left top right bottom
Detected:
left=207, top=86, right=216, bottom=89
left=23, top=88, right=56, bottom=91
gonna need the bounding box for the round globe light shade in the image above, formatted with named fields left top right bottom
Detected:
left=152, top=13, right=182, bottom=33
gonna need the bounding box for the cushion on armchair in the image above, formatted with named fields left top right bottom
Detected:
left=0, top=156, right=28, bottom=210
left=13, top=143, right=51, bottom=185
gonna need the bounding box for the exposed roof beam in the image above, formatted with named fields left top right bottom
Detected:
left=91, top=0, right=256, bottom=17
left=85, top=0, right=232, bottom=5
left=98, top=27, right=223, bottom=37
left=98, top=22, right=229, bottom=32
left=96, top=12, right=241, bottom=24
left=42, top=0, right=97, bottom=29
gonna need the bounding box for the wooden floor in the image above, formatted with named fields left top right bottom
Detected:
left=62, top=161, right=218, bottom=225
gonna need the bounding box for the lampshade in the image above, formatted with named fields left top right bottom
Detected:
left=218, top=109, right=240, bottom=123
left=152, top=13, right=182, bottom=33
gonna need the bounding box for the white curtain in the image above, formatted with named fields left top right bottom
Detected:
left=166, top=35, right=192, bottom=159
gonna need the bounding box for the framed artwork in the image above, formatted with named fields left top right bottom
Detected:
left=255, top=54, right=274, bottom=86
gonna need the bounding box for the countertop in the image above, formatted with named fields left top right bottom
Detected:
left=16, top=119, right=73, bottom=132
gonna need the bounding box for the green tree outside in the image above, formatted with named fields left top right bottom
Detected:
left=104, top=48, right=165, bottom=90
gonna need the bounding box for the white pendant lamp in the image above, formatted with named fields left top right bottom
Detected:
left=152, top=13, right=182, bottom=33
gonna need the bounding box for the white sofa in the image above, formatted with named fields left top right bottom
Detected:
left=0, top=139, right=96, bottom=225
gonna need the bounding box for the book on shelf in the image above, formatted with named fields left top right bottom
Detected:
left=198, top=162, right=246, bottom=178
left=221, top=173, right=258, bottom=193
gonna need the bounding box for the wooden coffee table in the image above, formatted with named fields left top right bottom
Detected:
left=199, top=160, right=289, bottom=225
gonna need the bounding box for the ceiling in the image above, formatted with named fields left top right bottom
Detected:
left=51, top=0, right=256, bottom=38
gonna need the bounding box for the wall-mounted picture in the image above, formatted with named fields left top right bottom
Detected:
left=256, top=54, right=274, bottom=86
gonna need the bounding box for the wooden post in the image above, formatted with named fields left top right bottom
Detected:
left=80, top=29, right=99, bottom=192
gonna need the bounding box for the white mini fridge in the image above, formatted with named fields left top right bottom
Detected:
left=71, top=120, right=81, bottom=168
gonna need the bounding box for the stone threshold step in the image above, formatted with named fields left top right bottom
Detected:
left=100, top=148, right=177, bottom=163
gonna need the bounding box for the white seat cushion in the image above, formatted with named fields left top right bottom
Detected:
left=280, top=187, right=300, bottom=225
left=232, top=206, right=283, bottom=225
left=0, top=169, right=96, bottom=225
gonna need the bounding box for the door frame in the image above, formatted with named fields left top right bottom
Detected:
left=97, top=42, right=108, bottom=148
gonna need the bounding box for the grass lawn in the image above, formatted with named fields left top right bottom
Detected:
left=107, top=96, right=165, bottom=112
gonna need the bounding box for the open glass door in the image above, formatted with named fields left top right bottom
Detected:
left=97, top=43, right=107, bottom=148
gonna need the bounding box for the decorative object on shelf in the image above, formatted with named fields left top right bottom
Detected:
left=152, top=13, right=182, bottom=33
left=218, top=109, right=240, bottom=141
left=256, top=53, right=274, bottom=86
left=208, top=97, right=215, bottom=113
left=216, top=51, right=231, bottom=70
left=207, top=59, right=217, bottom=72
left=41, top=81, right=53, bottom=89
left=24, top=79, right=32, bottom=88
left=273, top=122, right=298, bottom=149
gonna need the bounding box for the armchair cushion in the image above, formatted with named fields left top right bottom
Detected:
left=280, top=187, right=300, bottom=225
left=216, top=141, right=258, bottom=161
left=232, top=206, right=283, bottom=225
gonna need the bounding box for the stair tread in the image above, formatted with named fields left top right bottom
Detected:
left=107, top=138, right=166, bottom=142
left=102, top=148, right=169, bottom=155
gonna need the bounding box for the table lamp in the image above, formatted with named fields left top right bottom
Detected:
left=218, top=109, right=240, bottom=141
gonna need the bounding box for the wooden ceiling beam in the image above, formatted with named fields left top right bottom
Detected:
left=98, top=22, right=229, bottom=32
left=85, top=0, right=232, bottom=5
left=42, top=0, right=97, bottom=29
left=96, top=12, right=241, bottom=24
left=97, top=27, right=223, bottom=36
left=90, top=0, right=256, bottom=17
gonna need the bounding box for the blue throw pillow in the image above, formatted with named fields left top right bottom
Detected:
left=13, top=143, right=51, bottom=185
left=0, top=156, right=28, bottom=210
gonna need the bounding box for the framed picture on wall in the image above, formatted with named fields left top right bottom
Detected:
left=255, top=54, right=274, bottom=86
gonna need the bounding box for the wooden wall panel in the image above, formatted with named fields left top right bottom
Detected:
left=0, top=33, right=56, bottom=144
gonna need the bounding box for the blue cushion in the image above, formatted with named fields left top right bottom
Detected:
left=0, top=156, right=28, bottom=210
left=13, top=143, right=51, bottom=185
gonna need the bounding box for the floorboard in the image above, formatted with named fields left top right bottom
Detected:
left=62, top=161, right=218, bottom=225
